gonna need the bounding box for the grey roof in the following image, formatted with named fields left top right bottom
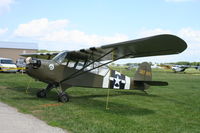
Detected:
left=0, top=41, right=38, bottom=50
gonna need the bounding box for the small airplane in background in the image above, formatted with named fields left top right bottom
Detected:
left=171, top=65, right=200, bottom=73
left=20, top=34, right=187, bottom=102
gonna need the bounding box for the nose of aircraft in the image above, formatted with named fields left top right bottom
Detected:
left=25, top=57, right=41, bottom=69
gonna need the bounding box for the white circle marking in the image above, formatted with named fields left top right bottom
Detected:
left=49, top=64, right=55, bottom=70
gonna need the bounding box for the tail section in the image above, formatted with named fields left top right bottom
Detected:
left=102, top=62, right=168, bottom=91
left=134, top=62, right=152, bottom=81
left=132, top=62, right=168, bottom=91
left=107, top=62, right=153, bottom=90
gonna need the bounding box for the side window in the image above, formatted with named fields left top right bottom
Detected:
left=67, top=61, right=85, bottom=70
left=76, top=62, right=84, bottom=70
left=68, top=61, right=76, bottom=68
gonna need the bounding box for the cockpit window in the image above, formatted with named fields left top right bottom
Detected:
left=52, top=52, right=68, bottom=64
left=53, top=52, right=109, bottom=76
left=53, top=51, right=82, bottom=68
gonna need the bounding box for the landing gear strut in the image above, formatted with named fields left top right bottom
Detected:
left=36, top=84, right=54, bottom=98
left=56, top=84, right=71, bottom=103
left=36, top=83, right=70, bottom=103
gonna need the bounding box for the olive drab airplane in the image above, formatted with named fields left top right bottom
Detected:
left=21, top=34, right=187, bottom=102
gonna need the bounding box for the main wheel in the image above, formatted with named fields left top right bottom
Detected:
left=36, top=89, right=47, bottom=98
left=58, top=93, right=69, bottom=103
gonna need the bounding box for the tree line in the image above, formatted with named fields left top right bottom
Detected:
left=165, top=62, right=200, bottom=66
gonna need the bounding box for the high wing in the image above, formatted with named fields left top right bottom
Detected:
left=69, top=34, right=187, bottom=61
left=20, top=34, right=187, bottom=61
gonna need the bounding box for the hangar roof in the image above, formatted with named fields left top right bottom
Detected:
left=0, top=41, right=38, bottom=50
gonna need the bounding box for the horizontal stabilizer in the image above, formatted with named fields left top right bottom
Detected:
left=134, top=80, right=168, bottom=86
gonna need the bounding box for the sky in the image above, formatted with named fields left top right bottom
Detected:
left=0, top=0, right=199, bottom=63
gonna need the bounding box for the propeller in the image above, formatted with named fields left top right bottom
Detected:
left=25, top=57, right=41, bottom=69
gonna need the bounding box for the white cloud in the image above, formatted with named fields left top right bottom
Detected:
left=41, top=30, right=128, bottom=46
left=177, top=28, right=200, bottom=60
left=0, top=28, right=8, bottom=35
left=135, top=28, right=200, bottom=62
left=14, top=18, right=129, bottom=50
left=0, top=0, right=14, bottom=14
left=14, top=18, right=69, bottom=37
left=137, top=27, right=200, bottom=44
left=13, top=18, right=200, bottom=62
left=178, top=28, right=200, bottom=42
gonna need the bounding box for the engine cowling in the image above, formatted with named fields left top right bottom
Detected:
left=25, top=57, right=41, bottom=69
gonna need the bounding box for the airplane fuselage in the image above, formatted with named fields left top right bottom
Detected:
left=25, top=57, right=157, bottom=92
left=26, top=59, right=108, bottom=89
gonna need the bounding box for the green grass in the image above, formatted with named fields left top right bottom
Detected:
left=0, top=69, right=200, bottom=133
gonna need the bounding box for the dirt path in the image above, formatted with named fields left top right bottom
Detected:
left=0, top=102, right=68, bottom=133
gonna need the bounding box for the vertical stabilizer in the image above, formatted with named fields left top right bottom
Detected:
left=134, top=62, right=152, bottom=81
left=132, top=62, right=168, bottom=91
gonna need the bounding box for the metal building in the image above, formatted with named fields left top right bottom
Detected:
left=0, top=41, right=38, bottom=61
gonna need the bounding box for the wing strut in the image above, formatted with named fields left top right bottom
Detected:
left=60, top=51, right=131, bottom=83
left=59, top=48, right=115, bottom=83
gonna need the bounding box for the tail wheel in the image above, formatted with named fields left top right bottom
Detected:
left=58, top=93, right=69, bottom=103
left=37, top=89, right=47, bottom=98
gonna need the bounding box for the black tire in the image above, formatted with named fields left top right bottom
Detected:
left=58, top=93, right=69, bottom=103
left=37, top=89, right=47, bottom=98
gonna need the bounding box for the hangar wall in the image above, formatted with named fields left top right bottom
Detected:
left=0, top=41, right=38, bottom=62
left=0, top=48, right=37, bottom=62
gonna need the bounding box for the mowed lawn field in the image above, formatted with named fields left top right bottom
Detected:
left=0, top=68, right=200, bottom=133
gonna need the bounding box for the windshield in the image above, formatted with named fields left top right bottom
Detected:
left=0, top=59, right=14, bottom=64
left=52, top=51, right=68, bottom=64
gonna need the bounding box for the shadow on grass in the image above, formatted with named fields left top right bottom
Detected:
left=6, top=86, right=58, bottom=102
left=160, top=96, right=188, bottom=106
left=5, top=85, right=189, bottom=116
left=71, top=95, right=155, bottom=116
left=5, top=86, right=156, bottom=116
left=115, top=90, right=160, bottom=97
left=6, top=86, right=159, bottom=101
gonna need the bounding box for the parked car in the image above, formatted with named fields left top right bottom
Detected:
left=0, top=57, right=17, bottom=73
left=16, top=58, right=26, bottom=72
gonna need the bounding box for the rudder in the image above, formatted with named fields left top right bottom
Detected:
left=132, top=62, right=168, bottom=91
left=134, top=62, right=152, bottom=81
